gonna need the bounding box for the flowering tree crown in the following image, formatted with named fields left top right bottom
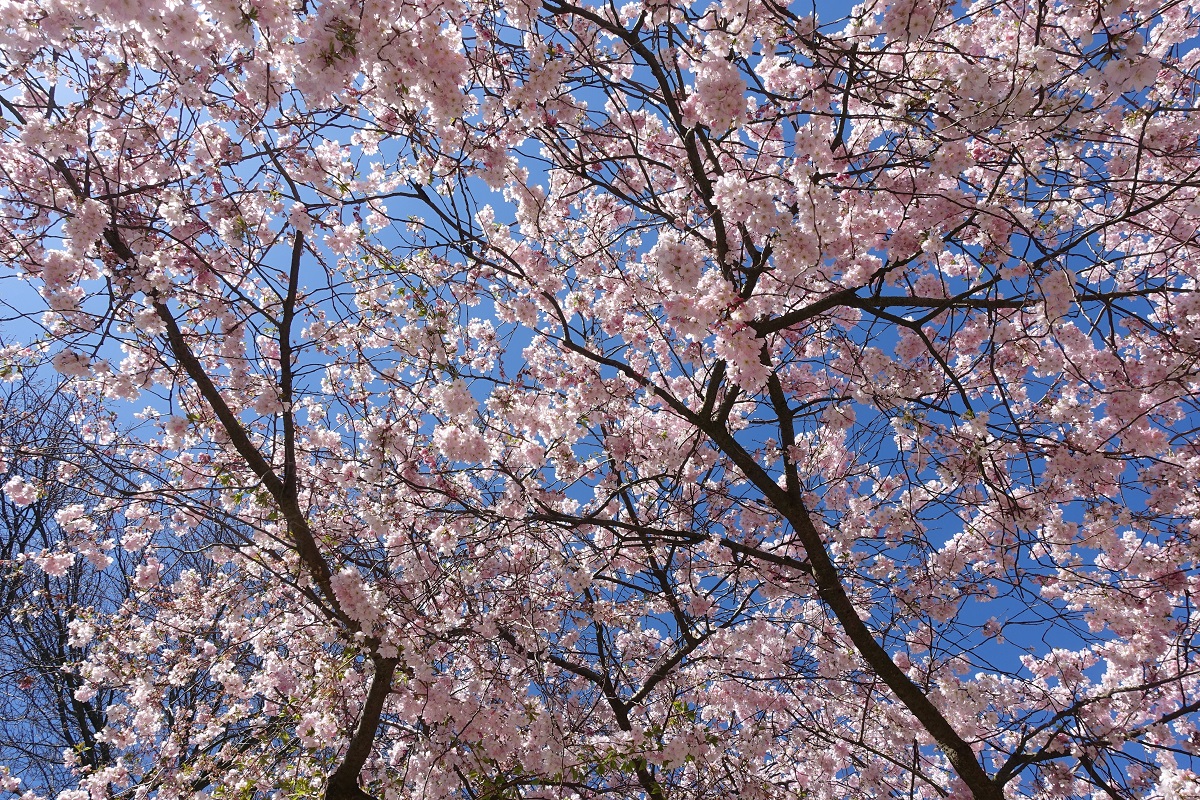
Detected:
left=3, top=0, right=1200, bottom=799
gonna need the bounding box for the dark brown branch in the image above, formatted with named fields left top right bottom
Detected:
left=698, top=412, right=1004, bottom=800
left=324, top=656, right=399, bottom=800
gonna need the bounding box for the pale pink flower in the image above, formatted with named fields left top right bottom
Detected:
left=686, top=54, right=747, bottom=131
left=34, top=551, right=75, bottom=577
left=433, top=379, right=478, bottom=418
left=3, top=476, right=38, bottom=507
left=51, top=349, right=92, bottom=377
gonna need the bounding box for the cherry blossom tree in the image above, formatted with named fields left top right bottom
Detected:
left=0, top=373, right=272, bottom=800
left=0, top=377, right=119, bottom=799
left=3, top=0, right=1200, bottom=798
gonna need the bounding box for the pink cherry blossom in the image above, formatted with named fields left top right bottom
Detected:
left=32, top=551, right=75, bottom=577
left=3, top=476, right=38, bottom=507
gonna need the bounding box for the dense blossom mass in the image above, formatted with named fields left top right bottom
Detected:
left=2, top=0, right=1200, bottom=799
